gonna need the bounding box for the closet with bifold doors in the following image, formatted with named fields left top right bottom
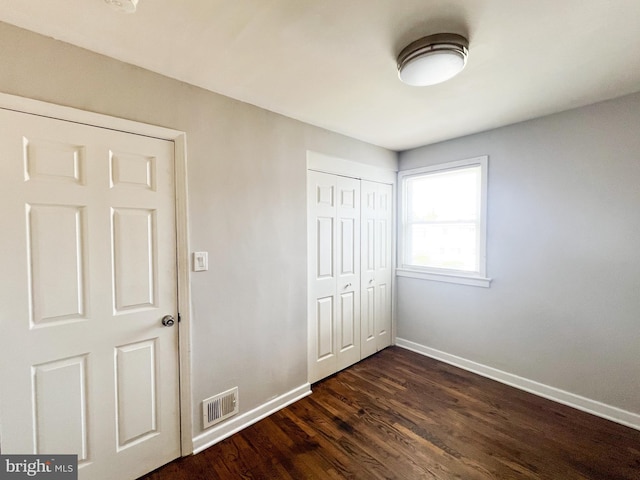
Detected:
left=307, top=169, right=393, bottom=383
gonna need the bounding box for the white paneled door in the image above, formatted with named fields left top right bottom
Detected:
left=307, top=171, right=361, bottom=383
left=360, top=181, right=393, bottom=357
left=308, top=169, right=393, bottom=383
left=0, top=109, right=181, bottom=479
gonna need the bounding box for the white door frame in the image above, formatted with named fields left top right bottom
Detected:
left=0, top=92, right=194, bottom=455
left=306, top=151, right=398, bottom=370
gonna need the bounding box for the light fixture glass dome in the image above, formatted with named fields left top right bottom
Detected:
left=104, top=0, right=139, bottom=13
left=397, top=33, right=469, bottom=87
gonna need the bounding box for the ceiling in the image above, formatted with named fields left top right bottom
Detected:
left=1, top=0, right=640, bottom=151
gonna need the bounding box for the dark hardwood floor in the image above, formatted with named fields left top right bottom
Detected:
left=140, top=347, right=640, bottom=479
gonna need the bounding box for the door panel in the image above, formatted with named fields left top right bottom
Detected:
left=115, top=339, right=158, bottom=449
left=27, top=204, right=87, bottom=326
left=336, top=177, right=360, bottom=367
left=364, top=286, right=375, bottom=340
left=339, top=218, right=355, bottom=275
left=112, top=207, right=157, bottom=311
left=333, top=175, right=360, bottom=371
left=33, top=355, right=89, bottom=461
left=375, top=183, right=393, bottom=350
left=339, top=292, right=355, bottom=350
left=316, top=296, right=334, bottom=360
left=360, top=182, right=378, bottom=358
left=360, top=181, right=393, bottom=357
left=308, top=171, right=360, bottom=382
left=24, top=137, right=85, bottom=184
left=0, top=108, right=180, bottom=480
left=317, top=217, right=334, bottom=278
left=366, top=218, right=375, bottom=271
left=308, top=172, right=338, bottom=381
left=110, top=151, right=155, bottom=190
left=377, top=281, right=391, bottom=341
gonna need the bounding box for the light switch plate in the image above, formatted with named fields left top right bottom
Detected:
left=193, top=252, right=208, bottom=272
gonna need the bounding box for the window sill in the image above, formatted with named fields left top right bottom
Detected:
left=396, top=268, right=492, bottom=288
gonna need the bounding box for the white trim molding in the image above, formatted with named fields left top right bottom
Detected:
left=397, top=155, right=489, bottom=287
left=307, top=150, right=397, bottom=184
left=396, top=338, right=640, bottom=431
left=396, top=268, right=492, bottom=288
left=192, top=383, right=312, bottom=454
left=0, top=92, right=181, bottom=139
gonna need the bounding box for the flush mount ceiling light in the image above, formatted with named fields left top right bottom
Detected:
left=104, top=0, right=139, bottom=13
left=397, top=33, right=469, bottom=87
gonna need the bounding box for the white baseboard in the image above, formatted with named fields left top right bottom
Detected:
left=192, top=383, right=312, bottom=454
left=395, top=338, right=640, bottom=431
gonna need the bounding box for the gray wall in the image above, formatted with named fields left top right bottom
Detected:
left=398, top=92, right=640, bottom=415
left=0, top=22, right=397, bottom=438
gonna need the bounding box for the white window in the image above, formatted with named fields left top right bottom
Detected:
left=397, top=156, right=491, bottom=287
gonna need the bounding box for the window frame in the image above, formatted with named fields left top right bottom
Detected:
left=397, top=156, right=491, bottom=288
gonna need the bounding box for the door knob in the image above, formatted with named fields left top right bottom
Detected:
left=162, top=315, right=175, bottom=327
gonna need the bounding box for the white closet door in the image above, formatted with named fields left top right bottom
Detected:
left=361, top=181, right=393, bottom=358
left=336, top=175, right=362, bottom=370
left=374, top=182, right=393, bottom=350
left=0, top=109, right=181, bottom=480
left=307, top=171, right=360, bottom=383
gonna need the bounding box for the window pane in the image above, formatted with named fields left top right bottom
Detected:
left=407, top=166, right=480, bottom=222
left=409, top=224, right=478, bottom=272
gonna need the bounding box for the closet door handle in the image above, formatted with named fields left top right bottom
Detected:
left=344, top=283, right=352, bottom=289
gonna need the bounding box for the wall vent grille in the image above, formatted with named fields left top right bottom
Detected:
left=202, top=387, right=239, bottom=429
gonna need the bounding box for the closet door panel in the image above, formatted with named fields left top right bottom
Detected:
left=336, top=176, right=360, bottom=369
left=308, top=171, right=338, bottom=382
left=360, top=181, right=378, bottom=358
left=376, top=183, right=393, bottom=350
left=308, top=172, right=361, bottom=382
left=361, top=181, right=393, bottom=356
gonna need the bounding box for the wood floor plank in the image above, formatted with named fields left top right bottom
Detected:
left=140, top=347, right=640, bottom=479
